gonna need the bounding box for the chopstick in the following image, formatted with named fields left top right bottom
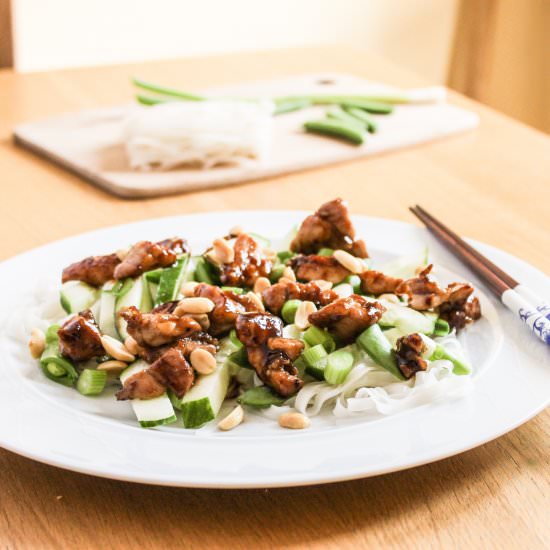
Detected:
left=410, top=205, right=550, bottom=345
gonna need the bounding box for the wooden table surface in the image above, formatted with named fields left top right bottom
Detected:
left=1, top=46, right=549, bottom=549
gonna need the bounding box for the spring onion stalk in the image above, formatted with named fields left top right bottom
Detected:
left=343, top=274, right=362, bottom=294
left=281, top=299, right=302, bottom=324
left=237, top=386, right=286, bottom=409
left=132, top=78, right=205, bottom=101
left=324, top=350, right=354, bottom=385
left=302, top=344, right=328, bottom=367
left=303, top=326, right=336, bottom=353
left=426, top=338, right=471, bottom=375
left=77, top=369, right=107, bottom=396
left=274, top=97, right=312, bottom=115
left=136, top=94, right=169, bottom=106
left=342, top=106, right=378, bottom=133
left=274, top=93, right=410, bottom=106
left=357, top=324, right=405, bottom=380
left=304, top=119, right=366, bottom=145
left=317, top=248, right=334, bottom=257
left=39, top=325, right=79, bottom=387
left=327, top=107, right=368, bottom=130
left=433, top=318, right=451, bottom=337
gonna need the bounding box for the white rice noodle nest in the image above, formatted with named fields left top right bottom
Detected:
left=294, top=349, right=472, bottom=419
left=124, top=100, right=274, bottom=170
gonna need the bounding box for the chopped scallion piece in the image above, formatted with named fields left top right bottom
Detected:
left=77, top=369, right=107, bottom=396
left=281, top=299, right=302, bottom=324
left=433, top=318, right=451, bottom=337
left=303, top=326, right=336, bottom=353
left=317, top=248, right=334, bottom=257
left=324, top=350, right=354, bottom=385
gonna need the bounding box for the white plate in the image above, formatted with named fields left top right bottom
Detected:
left=0, top=211, right=549, bottom=488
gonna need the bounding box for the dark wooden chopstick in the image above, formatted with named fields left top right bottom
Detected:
left=413, top=205, right=519, bottom=288
left=409, top=206, right=511, bottom=297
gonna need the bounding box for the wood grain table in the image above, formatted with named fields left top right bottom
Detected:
left=1, top=46, right=549, bottom=549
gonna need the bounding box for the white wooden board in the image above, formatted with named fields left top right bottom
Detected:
left=13, top=73, right=479, bottom=198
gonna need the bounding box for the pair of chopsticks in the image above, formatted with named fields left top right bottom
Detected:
left=410, top=205, right=550, bottom=345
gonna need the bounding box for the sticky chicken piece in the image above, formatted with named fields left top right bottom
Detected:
left=62, top=253, right=120, bottom=287
left=396, top=265, right=448, bottom=310
left=235, top=312, right=304, bottom=396
left=113, top=237, right=188, bottom=280
left=360, top=270, right=403, bottom=295
left=262, top=280, right=337, bottom=315
left=395, top=333, right=428, bottom=379
left=438, top=283, right=481, bottom=331
left=139, top=332, right=219, bottom=364
left=58, top=310, right=104, bottom=362
left=220, top=234, right=272, bottom=288
left=290, top=198, right=368, bottom=258
left=194, top=283, right=257, bottom=336
left=290, top=255, right=351, bottom=284
left=116, top=346, right=194, bottom=400
left=119, top=306, right=202, bottom=347
left=309, top=295, right=385, bottom=343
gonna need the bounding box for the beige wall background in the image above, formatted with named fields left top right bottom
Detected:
left=11, top=0, right=459, bottom=83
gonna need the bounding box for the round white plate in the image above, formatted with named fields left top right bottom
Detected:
left=1, top=211, right=549, bottom=488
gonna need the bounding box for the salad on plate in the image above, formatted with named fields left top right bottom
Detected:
left=27, top=199, right=481, bottom=431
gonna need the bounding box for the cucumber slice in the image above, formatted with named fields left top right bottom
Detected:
left=171, top=343, right=233, bottom=428
left=115, top=276, right=153, bottom=340
left=120, top=361, right=177, bottom=428
left=378, top=247, right=429, bottom=279
left=60, top=281, right=99, bottom=314
left=155, top=255, right=190, bottom=305
left=379, top=303, right=436, bottom=335
left=98, top=281, right=119, bottom=339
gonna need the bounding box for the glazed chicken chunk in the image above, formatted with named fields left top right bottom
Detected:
left=119, top=306, right=202, bottom=347
left=58, top=310, right=104, bottom=362
left=290, top=198, right=368, bottom=258
left=396, top=265, right=447, bottom=310
left=290, top=255, right=351, bottom=284
left=309, top=295, right=385, bottom=343
left=360, top=270, right=403, bottom=295
left=219, top=234, right=272, bottom=288
left=139, top=332, right=219, bottom=364
left=114, top=237, right=188, bottom=280
left=235, top=312, right=304, bottom=397
left=194, top=283, right=259, bottom=336
left=395, top=333, right=428, bottom=379
left=116, top=345, right=194, bottom=400
left=62, top=253, right=120, bottom=287
left=262, top=279, right=337, bottom=315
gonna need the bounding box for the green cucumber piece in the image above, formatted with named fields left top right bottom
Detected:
left=357, top=324, right=404, bottom=380
left=173, top=356, right=232, bottom=428
left=60, top=281, right=99, bottom=314
left=377, top=248, right=429, bottom=279
left=194, top=256, right=219, bottom=284
left=155, top=255, right=190, bottom=305
left=379, top=303, right=436, bottom=335
left=237, top=386, right=286, bottom=409
left=98, top=281, right=119, bottom=340
left=120, top=361, right=177, bottom=427
left=115, top=276, right=153, bottom=340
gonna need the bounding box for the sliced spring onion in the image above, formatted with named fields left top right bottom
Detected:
left=304, top=119, right=365, bottom=145
left=269, top=265, right=285, bottom=283
left=39, top=325, right=79, bottom=387
left=77, top=369, right=107, bottom=396
left=357, top=324, right=404, bottom=380
left=302, top=344, right=328, bottom=367
left=429, top=343, right=471, bottom=375
left=274, top=97, right=312, bottom=115
left=281, top=299, right=302, bottom=324
left=303, top=326, right=336, bottom=353
left=237, top=386, right=286, bottom=409
left=277, top=250, right=296, bottom=263
left=324, top=350, right=354, bottom=385
left=433, top=318, right=451, bottom=337
left=317, top=248, right=334, bottom=257
left=327, top=107, right=368, bottom=130
left=221, top=286, right=245, bottom=295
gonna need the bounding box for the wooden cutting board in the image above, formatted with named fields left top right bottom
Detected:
left=13, top=73, right=479, bottom=198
